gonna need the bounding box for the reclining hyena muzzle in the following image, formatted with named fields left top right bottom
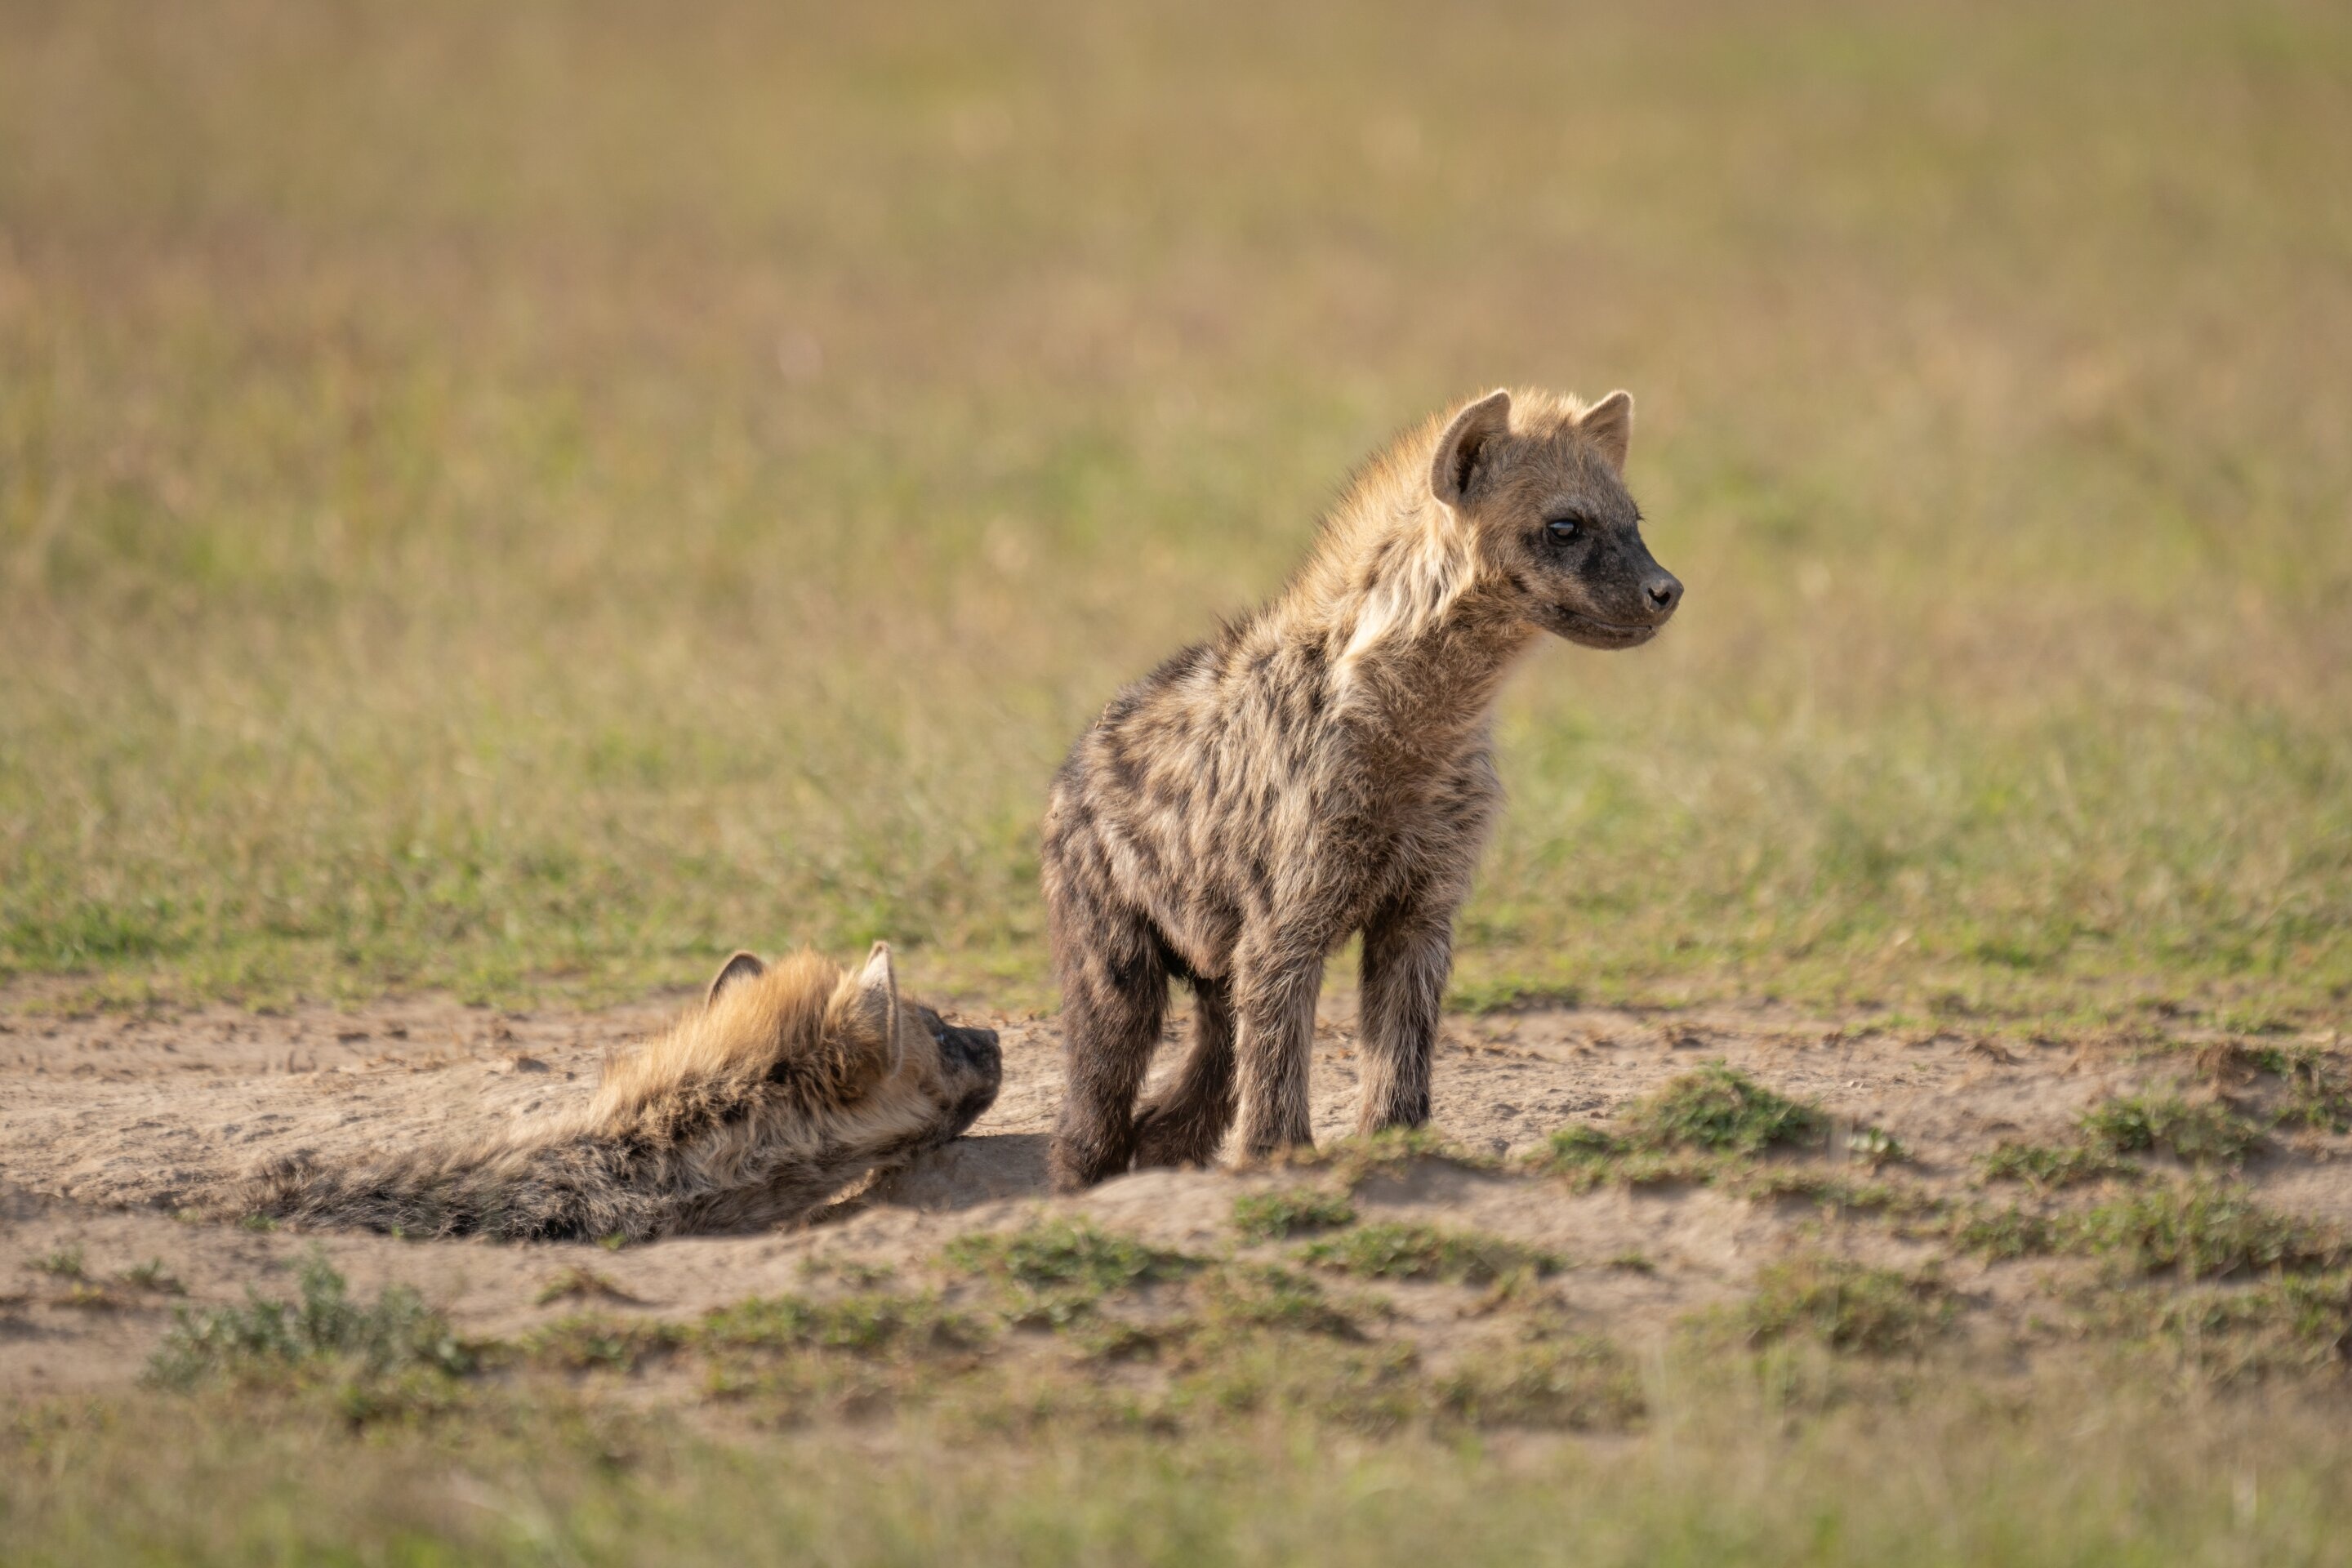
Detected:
left=245, top=943, right=1002, bottom=1241
left=1043, top=387, right=1681, bottom=1190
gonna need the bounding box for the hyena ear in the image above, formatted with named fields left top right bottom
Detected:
left=1429, top=389, right=1513, bottom=510
left=1579, top=390, right=1634, bottom=472
left=706, top=951, right=767, bottom=1006
left=852, top=941, right=902, bottom=1076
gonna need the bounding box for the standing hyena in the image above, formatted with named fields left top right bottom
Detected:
left=1042, top=387, right=1682, bottom=1190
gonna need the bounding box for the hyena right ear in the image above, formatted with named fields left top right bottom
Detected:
left=706, top=950, right=767, bottom=1006
left=851, top=942, right=903, bottom=1076
left=1579, top=390, right=1634, bottom=472
left=1430, top=389, right=1513, bottom=511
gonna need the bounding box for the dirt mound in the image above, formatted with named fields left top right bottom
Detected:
left=3, top=989, right=2345, bottom=1397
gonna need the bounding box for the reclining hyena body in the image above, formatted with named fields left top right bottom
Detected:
left=247, top=945, right=1001, bottom=1241
left=1044, top=387, right=1682, bottom=1191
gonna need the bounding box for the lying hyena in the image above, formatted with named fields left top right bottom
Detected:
left=1043, top=387, right=1682, bottom=1190
left=246, top=944, right=1001, bottom=1241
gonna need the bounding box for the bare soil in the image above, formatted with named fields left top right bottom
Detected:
left=3, top=987, right=2346, bottom=1397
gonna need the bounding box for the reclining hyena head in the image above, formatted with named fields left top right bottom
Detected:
left=1428, top=388, right=1682, bottom=649
left=1043, top=387, right=1680, bottom=1192
left=245, top=943, right=1003, bottom=1241
left=632, top=944, right=1004, bottom=1149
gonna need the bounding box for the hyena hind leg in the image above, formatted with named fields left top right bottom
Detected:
left=1047, top=915, right=1170, bottom=1192
left=1132, top=974, right=1238, bottom=1169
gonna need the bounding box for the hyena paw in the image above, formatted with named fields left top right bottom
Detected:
left=1129, top=1101, right=1226, bottom=1169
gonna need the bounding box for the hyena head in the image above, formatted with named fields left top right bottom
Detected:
left=1428, top=386, right=1683, bottom=649
left=705, top=942, right=1003, bottom=1143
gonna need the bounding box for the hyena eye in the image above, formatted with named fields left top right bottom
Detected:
left=1545, top=514, right=1585, bottom=543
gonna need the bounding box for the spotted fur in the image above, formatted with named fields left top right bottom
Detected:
left=1043, top=388, right=1682, bottom=1189
left=244, top=945, right=1001, bottom=1241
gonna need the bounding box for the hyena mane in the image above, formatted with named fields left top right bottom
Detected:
left=1044, top=387, right=1683, bottom=1190
left=243, top=945, right=1001, bottom=1241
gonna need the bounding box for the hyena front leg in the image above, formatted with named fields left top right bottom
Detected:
left=1132, top=975, right=1236, bottom=1169
left=1355, top=892, right=1455, bottom=1134
left=1047, top=907, right=1169, bottom=1193
left=1231, top=936, right=1325, bottom=1160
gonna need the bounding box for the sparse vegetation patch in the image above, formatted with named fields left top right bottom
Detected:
left=2085, top=1272, right=2352, bottom=1379
left=1980, top=1140, right=2128, bottom=1190
left=1232, top=1187, right=1357, bottom=1241
left=1301, top=1223, right=1558, bottom=1286
left=944, top=1220, right=1199, bottom=1325
left=1532, top=1066, right=1897, bottom=1196
left=2079, top=1183, right=2341, bottom=1280
left=1194, top=1264, right=1364, bottom=1340
left=120, top=1258, right=186, bottom=1295
left=1437, top=1331, right=1646, bottom=1430
left=149, top=1254, right=471, bottom=1388
left=2078, top=1094, right=2265, bottom=1165
left=1619, top=1063, right=1828, bottom=1155
left=1739, top=1258, right=1954, bottom=1354
left=1953, top=1204, right=2069, bottom=1260
left=699, top=1292, right=986, bottom=1359
left=2256, top=1047, right=2352, bottom=1134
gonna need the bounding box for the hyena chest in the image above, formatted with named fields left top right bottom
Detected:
left=1150, top=727, right=1497, bottom=970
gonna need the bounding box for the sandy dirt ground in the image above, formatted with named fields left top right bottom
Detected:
left=3, top=985, right=2346, bottom=1398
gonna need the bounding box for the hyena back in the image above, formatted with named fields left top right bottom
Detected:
left=246, top=944, right=1001, bottom=1241
left=1043, top=387, right=1681, bottom=1190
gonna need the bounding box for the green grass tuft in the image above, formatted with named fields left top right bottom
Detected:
left=1300, top=1223, right=1558, bottom=1286
left=149, top=1253, right=471, bottom=1388
left=1980, top=1140, right=2128, bottom=1190
left=119, top=1258, right=185, bottom=1296
left=2078, top=1094, right=2265, bottom=1165
left=1740, top=1258, right=1953, bottom=1355
left=698, top=1292, right=986, bottom=1358
left=2257, top=1047, right=2352, bottom=1134
left=1534, top=1065, right=1840, bottom=1187
left=1232, top=1188, right=1357, bottom=1241
left=521, top=1315, right=686, bottom=1374
left=2079, top=1182, right=2342, bottom=1279
left=29, top=1246, right=86, bottom=1279
left=1437, top=1333, right=1646, bottom=1430
left=1953, top=1204, right=2068, bottom=1261
left=1195, top=1264, right=1364, bottom=1340
left=1618, top=1063, right=1829, bottom=1156
left=944, top=1220, right=1198, bottom=1326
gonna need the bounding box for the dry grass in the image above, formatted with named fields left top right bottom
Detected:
left=2, top=0, right=2347, bottom=1017
left=11, top=1354, right=2352, bottom=1564
left=4, top=6, right=2351, bottom=1548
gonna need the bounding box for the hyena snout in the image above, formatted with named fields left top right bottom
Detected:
left=927, top=1015, right=1004, bottom=1138
left=937, top=1020, right=1000, bottom=1073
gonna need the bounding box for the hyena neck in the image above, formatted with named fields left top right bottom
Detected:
left=1278, top=491, right=1535, bottom=748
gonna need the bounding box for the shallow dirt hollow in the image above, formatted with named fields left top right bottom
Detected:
left=2, top=986, right=2345, bottom=1396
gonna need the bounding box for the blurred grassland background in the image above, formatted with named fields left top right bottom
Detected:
left=2, top=0, right=2347, bottom=1017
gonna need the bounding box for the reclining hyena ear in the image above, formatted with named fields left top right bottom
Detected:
left=1579, top=390, right=1634, bottom=473
left=706, top=950, right=768, bottom=1006
left=1429, top=389, right=1514, bottom=510
left=850, top=941, right=903, bottom=1077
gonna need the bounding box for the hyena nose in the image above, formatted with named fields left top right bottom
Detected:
left=944, top=1024, right=1001, bottom=1073
left=1645, top=572, right=1683, bottom=617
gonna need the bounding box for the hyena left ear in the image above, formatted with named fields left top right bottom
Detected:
left=706, top=950, right=767, bottom=1006
left=1429, top=390, right=1513, bottom=510
left=1579, top=390, right=1634, bottom=473
left=853, top=942, right=902, bottom=1076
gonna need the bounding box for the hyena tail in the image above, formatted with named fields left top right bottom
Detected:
left=240, top=1135, right=665, bottom=1243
